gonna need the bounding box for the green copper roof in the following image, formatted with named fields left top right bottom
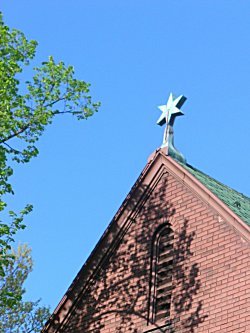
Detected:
left=179, top=162, right=250, bottom=227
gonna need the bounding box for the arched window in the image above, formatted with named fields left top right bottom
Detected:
left=148, top=224, right=174, bottom=324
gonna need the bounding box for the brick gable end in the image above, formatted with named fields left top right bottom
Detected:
left=52, top=163, right=250, bottom=333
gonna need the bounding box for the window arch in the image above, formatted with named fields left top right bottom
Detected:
left=148, top=223, right=174, bottom=324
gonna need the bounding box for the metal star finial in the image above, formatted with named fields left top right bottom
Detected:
left=157, top=93, right=186, bottom=127
left=157, top=93, right=187, bottom=163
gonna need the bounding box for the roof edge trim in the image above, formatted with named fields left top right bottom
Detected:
left=158, top=151, right=250, bottom=242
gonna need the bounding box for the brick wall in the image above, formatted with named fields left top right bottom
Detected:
left=59, top=170, right=250, bottom=333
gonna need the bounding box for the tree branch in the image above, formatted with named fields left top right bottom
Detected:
left=54, top=110, right=82, bottom=115
left=0, top=97, right=65, bottom=145
left=3, top=142, right=22, bottom=155
left=0, top=124, right=30, bottom=144
left=43, top=97, right=65, bottom=109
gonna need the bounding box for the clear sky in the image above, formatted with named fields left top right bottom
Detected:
left=2, top=1, right=250, bottom=311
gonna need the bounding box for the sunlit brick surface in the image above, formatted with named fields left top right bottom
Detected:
left=55, top=170, right=249, bottom=333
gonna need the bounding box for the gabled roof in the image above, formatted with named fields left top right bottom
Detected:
left=179, top=162, right=250, bottom=227
left=43, top=149, right=250, bottom=333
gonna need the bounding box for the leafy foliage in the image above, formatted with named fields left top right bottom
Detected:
left=0, top=244, right=50, bottom=333
left=0, top=12, right=100, bottom=306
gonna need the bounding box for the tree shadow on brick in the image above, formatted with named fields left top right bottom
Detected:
left=172, top=219, right=208, bottom=333
left=48, top=172, right=208, bottom=333
left=68, top=176, right=174, bottom=333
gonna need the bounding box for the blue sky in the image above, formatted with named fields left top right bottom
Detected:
left=2, top=1, right=250, bottom=311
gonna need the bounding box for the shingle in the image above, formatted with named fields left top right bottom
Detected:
left=179, top=162, right=250, bottom=227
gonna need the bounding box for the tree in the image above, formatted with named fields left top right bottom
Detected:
left=0, top=244, right=50, bottom=333
left=0, top=12, right=100, bottom=306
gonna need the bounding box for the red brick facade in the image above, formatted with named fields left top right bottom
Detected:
left=43, top=151, right=250, bottom=333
